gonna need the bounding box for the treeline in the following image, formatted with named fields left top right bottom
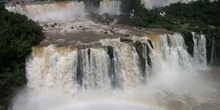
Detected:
left=0, top=5, right=43, bottom=109
left=163, top=0, right=220, bottom=27
left=119, top=0, right=220, bottom=64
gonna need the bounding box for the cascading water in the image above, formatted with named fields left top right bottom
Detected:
left=5, top=2, right=87, bottom=22
left=26, top=46, right=79, bottom=96
left=99, top=0, right=121, bottom=15
left=84, top=1, right=100, bottom=14
left=77, top=48, right=112, bottom=92
left=5, top=0, right=122, bottom=22
left=192, top=32, right=207, bottom=68
left=12, top=33, right=217, bottom=110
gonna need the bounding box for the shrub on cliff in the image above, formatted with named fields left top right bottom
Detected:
left=0, top=5, right=44, bottom=70
left=0, top=5, right=44, bottom=108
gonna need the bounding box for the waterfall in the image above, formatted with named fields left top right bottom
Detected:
left=84, top=1, right=100, bottom=14
left=78, top=48, right=112, bottom=92
left=25, top=33, right=207, bottom=93
left=192, top=32, right=207, bottom=68
left=26, top=46, right=79, bottom=96
left=5, top=0, right=122, bottom=22
left=99, top=0, right=121, bottom=15
left=5, top=2, right=87, bottom=22
left=13, top=33, right=208, bottom=110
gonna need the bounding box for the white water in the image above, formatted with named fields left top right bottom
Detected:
left=192, top=32, right=207, bottom=68
left=5, top=0, right=121, bottom=22
left=78, top=48, right=112, bottom=92
left=99, top=0, right=121, bottom=15
left=12, top=33, right=220, bottom=110
left=5, top=2, right=87, bottom=22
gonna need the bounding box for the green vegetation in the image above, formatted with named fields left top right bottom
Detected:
left=0, top=5, right=43, bottom=109
left=119, top=0, right=220, bottom=63
left=162, top=0, right=220, bottom=64
left=163, top=0, right=220, bottom=27
left=119, top=0, right=173, bottom=29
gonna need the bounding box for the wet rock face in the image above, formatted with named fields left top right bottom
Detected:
left=120, top=37, right=133, bottom=43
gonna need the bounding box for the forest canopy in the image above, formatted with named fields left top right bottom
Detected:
left=0, top=5, right=43, bottom=70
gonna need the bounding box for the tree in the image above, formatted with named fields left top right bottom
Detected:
left=0, top=5, right=44, bottom=108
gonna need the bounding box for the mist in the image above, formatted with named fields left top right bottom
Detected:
left=12, top=66, right=220, bottom=110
